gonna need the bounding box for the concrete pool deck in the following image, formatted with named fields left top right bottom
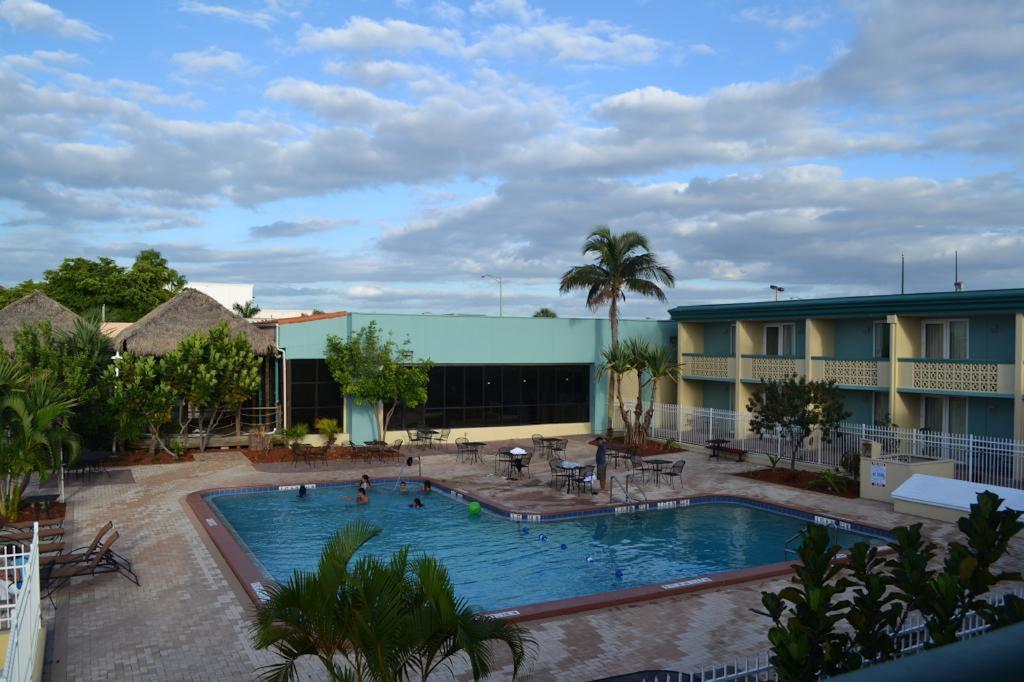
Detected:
left=45, top=437, right=1024, bottom=681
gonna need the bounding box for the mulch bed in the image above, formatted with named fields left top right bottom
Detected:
left=588, top=438, right=687, bottom=457
left=105, top=450, right=196, bottom=466
left=12, top=501, right=66, bottom=525
left=736, top=467, right=860, bottom=498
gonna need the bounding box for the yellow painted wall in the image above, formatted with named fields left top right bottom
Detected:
left=1015, top=313, right=1024, bottom=442
left=806, top=319, right=835, bottom=357
left=892, top=391, right=920, bottom=430
left=677, top=322, right=703, bottom=354
left=383, top=422, right=593, bottom=444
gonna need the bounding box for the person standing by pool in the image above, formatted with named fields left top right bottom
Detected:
left=594, top=437, right=607, bottom=495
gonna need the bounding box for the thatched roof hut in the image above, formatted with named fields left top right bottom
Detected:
left=112, top=288, right=277, bottom=357
left=0, top=290, right=82, bottom=352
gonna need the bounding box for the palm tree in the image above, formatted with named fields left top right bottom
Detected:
left=252, top=521, right=533, bottom=682
left=559, top=227, right=675, bottom=432
left=0, top=370, right=80, bottom=519
left=233, top=300, right=261, bottom=318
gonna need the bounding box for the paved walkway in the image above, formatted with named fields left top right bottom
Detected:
left=43, top=438, right=1024, bottom=681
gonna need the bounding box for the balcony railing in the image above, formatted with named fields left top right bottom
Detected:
left=811, top=357, right=890, bottom=388
left=741, top=354, right=805, bottom=382
left=898, top=358, right=1014, bottom=395
left=680, top=353, right=735, bottom=380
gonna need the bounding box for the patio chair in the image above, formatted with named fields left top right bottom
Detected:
left=630, top=454, right=651, bottom=484
left=532, top=434, right=547, bottom=458
left=550, top=438, right=568, bottom=460
left=385, top=439, right=403, bottom=462
left=42, top=531, right=139, bottom=599
left=455, top=437, right=469, bottom=462
left=433, top=428, right=451, bottom=451
left=663, top=459, right=686, bottom=489
left=290, top=443, right=315, bottom=467
left=548, top=458, right=567, bottom=489
left=40, top=522, right=114, bottom=566
left=514, top=453, right=533, bottom=480
left=495, top=448, right=513, bottom=476
left=608, top=447, right=631, bottom=470
left=575, top=465, right=596, bottom=494
left=406, top=429, right=422, bottom=448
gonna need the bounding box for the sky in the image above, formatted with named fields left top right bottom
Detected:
left=1, top=0, right=1022, bottom=319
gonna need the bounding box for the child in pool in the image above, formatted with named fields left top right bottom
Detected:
left=360, top=474, right=372, bottom=489
left=421, top=480, right=432, bottom=494
left=355, top=487, right=369, bottom=504
left=399, top=481, right=408, bottom=494
left=410, top=497, right=424, bottom=509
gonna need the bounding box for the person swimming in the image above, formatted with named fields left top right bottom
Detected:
left=355, top=487, right=369, bottom=504
left=360, top=474, right=372, bottom=489
left=298, top=484, right=307, bottom=498
left=399, top=481, right=408, bottom=494
left=421, top=480, right=432, bottom=494
left=410, top=497, right=424, bottom=509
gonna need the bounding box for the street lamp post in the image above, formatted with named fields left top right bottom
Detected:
left=481, top=274, right=503, bottom=317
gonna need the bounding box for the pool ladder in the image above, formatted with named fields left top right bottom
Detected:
left=609, top=473, right=647, bottom=504
left=783, top=523, right=841, bottom=560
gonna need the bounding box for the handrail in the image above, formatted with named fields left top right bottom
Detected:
left=608, top=473, right=647, bottom=504
left=784, top=523, right=841, bottom=560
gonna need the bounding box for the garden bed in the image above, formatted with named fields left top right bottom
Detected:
left=735, top=467, right=859, bottom=498
left=243, top=445, right=367, bottom=464
left=13, top=501, right=66, bottom=524
left=588, top=437, right=686, bottom=457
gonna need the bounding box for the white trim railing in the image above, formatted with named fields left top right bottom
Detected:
left=0, top=523, right=42, bottom=682
left=616, top=402, right=1024, bottom=489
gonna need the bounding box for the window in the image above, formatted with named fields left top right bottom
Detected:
left=872, top=321, right=890, bottom=359
left=922, top=319, right=968, bottom=360
left=394, top=365, right=591, bottom=430
left=922, top=396, right=968, bottom=434
left=872, top=392, right=889, bottom=425
left=289, top=360, right=344, bottom=429
left=764, top=323, right=795, bottom=356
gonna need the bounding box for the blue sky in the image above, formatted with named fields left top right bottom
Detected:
left=1, top=0, right=1022, bottom=317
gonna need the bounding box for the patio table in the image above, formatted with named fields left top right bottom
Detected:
left=646, top=458, right=672, bottom=486
left=706, top=438, right=728, bottom=459
left=417, top=428, right=439, bottom=448
left=558, top=461, right=583, bottom=493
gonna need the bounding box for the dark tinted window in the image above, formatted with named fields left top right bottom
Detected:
left=289, top=360, right=344, bottom=429
left=394, top=365, right=590, bottom=430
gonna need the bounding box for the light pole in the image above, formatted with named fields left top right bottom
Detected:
left=481, top=274, right=503, bottom=317
left=770, top=284, right=785, bottom=302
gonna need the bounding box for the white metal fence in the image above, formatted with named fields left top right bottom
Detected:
left=619, top=402, right=1024, bottom=490
left=0, top=523, right=42, bottom=682
left=690, top=588, right=1024, bottom=682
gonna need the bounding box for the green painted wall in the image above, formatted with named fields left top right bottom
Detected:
left=834, top=318, right=878, bottom=358
left=703, top=322, right=733, bottom=355
left=967, top=397, right=1013, bottom=439
left=278, top=313, right=676, bottom=441
left=702, top=381, right=732, bottom=410
left=839, top=389, right=875, bottom=424
left=968, top=315, right=1014, bottom=362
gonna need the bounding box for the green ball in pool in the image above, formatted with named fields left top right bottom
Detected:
left=467, top=501, right=482, bottom=515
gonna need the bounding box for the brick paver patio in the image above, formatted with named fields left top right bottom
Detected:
left=42, top=437, right=1024, bottom=681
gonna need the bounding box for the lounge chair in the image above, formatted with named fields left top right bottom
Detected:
left=43, top=531, right=139, bottom=598
left=0, top=526, right=64, bottom=542
left=40, top=522, right=113, bottom=566
left=663, top=460, right=686, bottom=489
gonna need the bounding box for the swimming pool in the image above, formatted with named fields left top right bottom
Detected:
left=202, top=481, right=889, bottom=615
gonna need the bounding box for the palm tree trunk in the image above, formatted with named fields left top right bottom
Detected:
left=607, top=296, right=620, bottom=434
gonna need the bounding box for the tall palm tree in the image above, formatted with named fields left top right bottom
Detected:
left=252, top=521, right=533, bottom=682
left=559, top=227, right=675, bottom=432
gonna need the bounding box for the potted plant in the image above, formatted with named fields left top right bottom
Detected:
left=314, top=418, right=340, bottom=450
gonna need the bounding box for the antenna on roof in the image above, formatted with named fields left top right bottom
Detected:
left=954, top=251, right=964, bottom=292
left=900, top=254, right=905, bottom=294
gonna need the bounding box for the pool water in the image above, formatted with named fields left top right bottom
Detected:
left=209, top=485, right=883, bottom=611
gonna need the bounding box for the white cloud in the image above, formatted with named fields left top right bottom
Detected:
left=469, top=0, right=541, bottom=24
left=735, top=5, right=830, bottom=32
left=347, top=285, right=385, bottom=298
left=298, top=17, right=463, bottom=55
left=171, top=47, right=252, bottom=78
left=0, top=0, right=107, bottom=40
left=177, top=1, right=298, bottom=29
left=429, top=1, right=465, bottom=24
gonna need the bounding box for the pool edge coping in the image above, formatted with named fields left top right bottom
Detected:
left=185, top=479, right=893, bottom=622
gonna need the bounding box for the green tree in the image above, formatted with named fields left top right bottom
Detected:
left=105, top=353, right=177, bottom=455
left=2, top=250, right=186, bottom=321
left=13, top=317, right=115, bottom=449
left=599, top=338, right=680, bottom=448
left=0, top=368, right=80, bottom=519
left=232, top=300, right=262, bottom=318
left=324, top=322, right=433, bottom=440
left=251, top=521, right=533, bottom=682
left=532, top=307, right=557, bottom=318
left=161, top=322, right=262, bottom=452
left=746, top=375, right=850, bottom=472
left=559, top=226, right=675, bottom=433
